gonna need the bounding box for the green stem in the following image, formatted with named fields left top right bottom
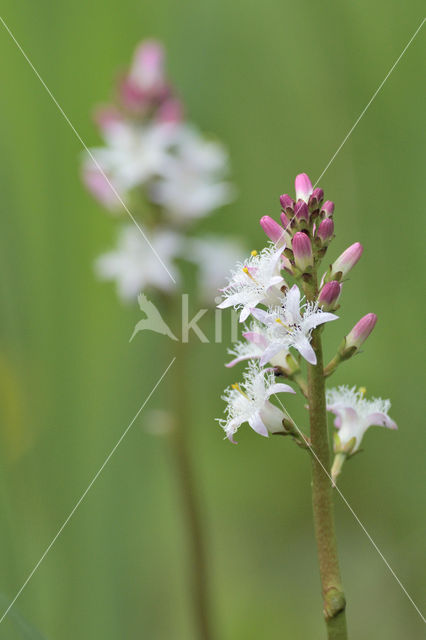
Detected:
left=168, top=308, right=214, bottom=640
left=304, top=275, right=348, bottom=640
left=323, top=353, right=342, bottom=378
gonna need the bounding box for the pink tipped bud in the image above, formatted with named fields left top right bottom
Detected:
left=280, top=211, right=290, bottom=228
left=345, top=313, right=377, bottom=349
left=321, top=200, right=335, bottom=217
left=317, top=218, right=334, bottom=244
left=130, top=40, right=165, bottom=91
left=260, top=216, right=285, bottom=245
left=292, top=232, right=313, bottom=272
left=279, top=194, right=295, bottom=212
left=318, top=281, right=342, bottom=311
left=295, top=173, right=313, bottom=203
left=309, top=188, right=324, bottom=210
left=332, top=242, right=363, bottom=278
left=294, top=200, right=310, bottom=222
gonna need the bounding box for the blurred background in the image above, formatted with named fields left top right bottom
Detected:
left=0, top=0, right=425, bottom=638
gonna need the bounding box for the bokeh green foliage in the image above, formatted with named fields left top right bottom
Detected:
left=0, top=0, right=425, bottom=638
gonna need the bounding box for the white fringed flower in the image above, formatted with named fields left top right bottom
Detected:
left=217, top=245, right=286, bottom=322
left=150, top=126, right=234, bottom=222
left=326, top=385, right=397, bottom=453
left=83, top=121, right=178, bottom=210
left=218, top=361, right=295, bottom=443
left=96, top=225, right=181, bottom=300
left=252, top=284, right=338, bottom=365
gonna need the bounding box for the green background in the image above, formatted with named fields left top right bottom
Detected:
left=0, top=1, right=425, bottom=638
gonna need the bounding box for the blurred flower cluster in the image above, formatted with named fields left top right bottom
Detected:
left=82, top=40, right=242, bottom=302
left=217, top=173, right=396, bottom=482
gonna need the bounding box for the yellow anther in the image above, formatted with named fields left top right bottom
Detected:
left=358, top=386, right=367, bottom=397
left=242, top=266, right=256, bottom=281
left=232, top=383, right=249, bottom=398
left=275, top=318, right=290, bottom=330
left=251, top=250, right=258, bottom=256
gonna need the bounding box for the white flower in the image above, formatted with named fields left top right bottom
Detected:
left=96, top=225, right=181, bottom=300
left=326, top=385, right=397, bottom=453
left=226, top=321, right=290, bottom=370
left=83, top=121, right=178, bottom=209
left=252, top=284, right=338, bottom=365
left=218, top=361, right=295, bottom=443
left=150, top=126, right=234, bottom=222
left=217, top=244, right=286, bottom=322
left=183, top=235, right=245, bottom=305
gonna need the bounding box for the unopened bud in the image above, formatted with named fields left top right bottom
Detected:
left=294, top=200, right=310, bottom=223
left=330, top=242, right=363, bottom=279
left=345, top=313, right=377, bottom=350
left=280, top=211, right=290, bottom=228
left=279, top=194, right=295, bottom=212
left=260, top=215, right=285, bottom=245
left=318, top=281, right=342, bottom=311
left=321, top=200, right=335, bottom=217
left=309, top=187, right=324, bottom=211
left=295, top=173, right=313, bottom=203
left=292, top=232, right=313, bottom=272
left=317, top=218, right=334, bottom=244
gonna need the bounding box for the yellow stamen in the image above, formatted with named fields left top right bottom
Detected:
left=242, top=266, right=256, bottom=281
left=275, top=318, right=290, bottom=330
left=251, top=250, right=258, bottom=256
left=232, top=382, right=249, bottom=398
left=358, top=386, right=367, bottom=397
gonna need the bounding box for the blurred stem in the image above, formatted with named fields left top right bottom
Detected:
left=167, top=298, right=214, bottom=640
left=303, top=273, right=348, bottom=640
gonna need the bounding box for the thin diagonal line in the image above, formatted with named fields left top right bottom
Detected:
left=314, top=18, right=425, bottom=186
left=0, top=357, right=176, bottom=625
left=0, top=15, right=177, bottom=284
left=273, top=394, right=426, bottom=623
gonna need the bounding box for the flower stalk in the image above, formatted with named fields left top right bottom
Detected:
left=217, top=171, right=397, bottom=637
left=304, top=274, right=348, bottom=639
left=169, top=302, right=214, bottom=640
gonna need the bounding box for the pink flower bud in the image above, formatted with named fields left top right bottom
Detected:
left=317, top=218, right=334, bottom=243
left=295, top=200, right=310, bottom=222
left=292, top=232, right=313, bottom=271
left=309, top=188, right=324, bottom=210
left=321, top=200, right=335, bottom=217
left=318, top=281, right=341, bottom=310
left=130, top=40, right=165, bottom=91
left=279, top=194, right=295, bottom=211
left=295, top=173, right=313, bottom=203
left=260, top=216, right=285, bottom=244
left=280, top=211, right=290, bottom=228
left=332, top=242, right=363, bottom=277
left=345, top=313, right=377, bottom=349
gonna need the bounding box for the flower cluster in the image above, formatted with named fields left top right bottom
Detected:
left=217, top=173, right=396, bottom=480
left=82, top=40, right=242, bottom=301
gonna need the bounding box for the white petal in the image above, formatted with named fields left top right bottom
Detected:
left=303, top=311, right=338, bottom=332
left=248, top=412, right=269, bottom=437
left=250, top=307, right=271, bottom=325
left=260, top=342, right=283, bottom=366
left=286, top=285, right=302, bottom=323
left=293, top=334, right=317, bottom=364
left=267, top=383, right=296, bottom=396
left=364, top=412, right=397, bottom=430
